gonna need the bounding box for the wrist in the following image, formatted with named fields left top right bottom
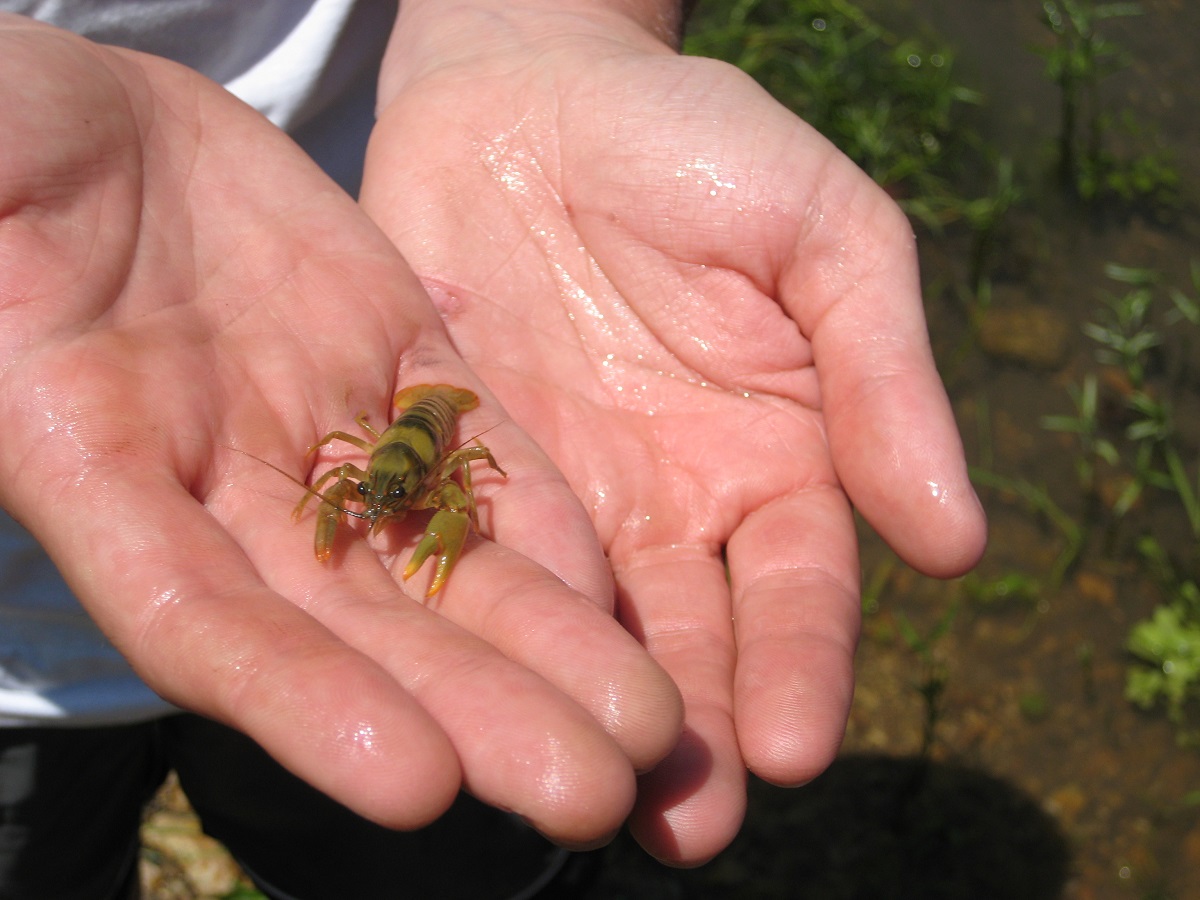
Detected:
left=398, top=0, right=685, bottom=45
left=379, top=0, right=683, bottom=104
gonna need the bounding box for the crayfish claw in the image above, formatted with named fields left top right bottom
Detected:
left=403, top=509, right=471, bottom=597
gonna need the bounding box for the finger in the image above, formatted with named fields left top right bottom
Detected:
left=461, top=416, right=616, bottom=611
left=727, top=484, right=860, bottom=786
left=285, top=562, right=638, bottom=845
left=22, top=468, right=462, bottom=830
left=613, top=548, right=748, bottom=866
left=405, top=534, right=684, bottom=774
left=224, top=481, right=642, bottom=845
left=777, top=160, right=987, bottom=576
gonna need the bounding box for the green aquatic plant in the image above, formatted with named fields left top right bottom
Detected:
left=1069, top=264, right=1200, bottom=539
left=1166, top=259, right=1200, bottom=327
left=1038, top=0, right=1134, bottom=179
left=859, top=551, right=962, bottom=759
left=1040, top=262, right=1200, bottom=742
left=1127, top=604, right=1200, bottom=741
left=684, top=0, right=983, bottom=223
left=221, top=888, right=268, bottom=900
left=961, top=157, right=1021, bottom=300
left=960, top=570, right=1042, bottom=609
left=896, top=601, right=959, bottom=759
left=1037, top=0, right=1179, bottom=208
left=968, top=467, right=1085, bottom=589
left=1039, top=0, right=1139, bottom=183
left=1082, top=265, right=1162, bottom=389
left=1164, top=259, right=1200, bottom=386
left=860, top=551, right=897, bottom=618
left=1123, top=390, right=1200, bottom=538
left=1075, top=109, right=1180, bottom=212
left=1041, top=372, right=1120, bottom=500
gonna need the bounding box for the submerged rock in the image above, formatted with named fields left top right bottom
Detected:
left=978, top=303, right=1073, bottom=370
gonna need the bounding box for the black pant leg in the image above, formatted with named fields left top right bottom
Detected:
left=163, top=714, right=577, bottom=900
left=0, top=723, right=165, bottom=900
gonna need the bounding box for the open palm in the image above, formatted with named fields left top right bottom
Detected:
left=0, top=17, right=682, bottom=845
left=364, top=11, right=987, bottom=863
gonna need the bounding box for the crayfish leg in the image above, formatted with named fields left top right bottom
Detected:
left=305, top=429, right=376, bottom=456
left=313, top=476, right=364, bottom=561
left=440, top=446, right=505, bottom=529
left=313, top=502, right=343, bottom=562
left=292, top=463, right=369, bottom=521
left=444, top=445, right=506, bottom=481
left=291, top=464, right=369, bottom=561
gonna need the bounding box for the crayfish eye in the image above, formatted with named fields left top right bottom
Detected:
left=356, top=482, right=368, bottom=497
left=389, top=487, right=405, bottom=501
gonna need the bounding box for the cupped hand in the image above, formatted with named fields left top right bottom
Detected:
left=0, top=16, right=682, bottom=845
left=363, top=3, right=987, bottom=864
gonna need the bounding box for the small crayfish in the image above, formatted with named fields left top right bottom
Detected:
left=293, top=384, right=505, bottom=595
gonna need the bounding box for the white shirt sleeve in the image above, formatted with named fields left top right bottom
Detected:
left=0, top=0, right=395, bottom=191
left=0, top=512, right=175, bottom=725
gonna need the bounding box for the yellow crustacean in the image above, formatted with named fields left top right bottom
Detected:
left=293, top=384, right=505, bottom=595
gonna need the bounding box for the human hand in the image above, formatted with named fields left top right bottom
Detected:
left=0, top=16, right=682, bottom=845
left=362, top=0, right=987, bottom=863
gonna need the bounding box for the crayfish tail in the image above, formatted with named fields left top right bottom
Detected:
left=393, top=384, right=479, bottom=414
